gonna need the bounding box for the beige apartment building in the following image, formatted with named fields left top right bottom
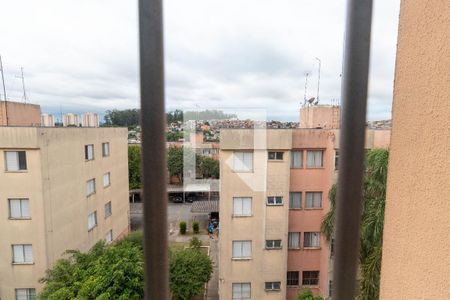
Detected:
left=0, top=127, right=129, bottom=300
left=0, top=101, right=41, bottom=126
left=82, top=112, right=100, bottom=127
left=219, top=106, right=390, bottom=299
left=380, top=0, right=450, bottom=298
left=40, top=114, right=55, bottom=127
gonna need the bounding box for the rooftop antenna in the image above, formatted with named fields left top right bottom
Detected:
left=315, top=57, right=321, bottom=105
left=303, top=72, right=309, bottom=106
left=0, top=55, right=8, bottom=125
left=15, top=67, right=27, bottom=103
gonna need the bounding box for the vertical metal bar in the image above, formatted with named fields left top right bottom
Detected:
left=138, top=0, right=168, bottom=299
left=0, top=55, right=8, bottom=125
left=333, top=0, right=373, bottom=299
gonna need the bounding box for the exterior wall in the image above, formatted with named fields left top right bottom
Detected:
left=82, top=112, right=100, bottom=127
left=41, top=114, right=55, bottom=127
left=0, top=101, right=41, bottom=126
left=219, top=130, right=291, bottom=300
left=63, top=113, right=80, bottom=127
left=299, top=106, right=340, bottom=129
left=0, top=127, right=129, bottom=299
left=380, top=0, right=450, bottom=298
left=287, top=130, right=336, bottom=299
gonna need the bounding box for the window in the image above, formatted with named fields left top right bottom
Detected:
left=302, top=271, right=319, bottom=286
left=287, top=271, right=299, bottom=286
left=233, top=152, right=253, bottom=172
left=232, top=283, right=251, bottom=299
left=12, top=244, right=33, bottom=264
left=102, top=142, right=110, bottom=157
left=86, top=179, right=96, bottom=196
left=103, top=172, right=111, bottom=187
left=289, top=192, right=301, bottom=209
left=330, top=238, right=335, bottom=257
left=304, top=232, right=320, bottom=248
left=5, top=151, right=27, bottom=171
left=265, top=240, right=282, bottom=249
left=305, top=192, right=322, bottom=208
left=232, top=241, right=251, bottom=258
left=233, top=197, right=252, bottom=216
left=88, top=211, right=97, bottom=230
left=105, top=230, right=113, bottom=244
left=15, top=288, right=36, bottom=300
left=265, top=282, right=281, bottom=291
left=267, top=196, right=283, bottom=205
left=291, top=151, right=302, bottom=168
left=288, top=232, right=300, bottom=249
left=268, top=151, right=283, bottom=160
left=105, top=201, right=112, bottom=218
left=329, top=280, right=333, bottom=297
left=306, top=150, right=323, bottom=168
left=9, top=199, right=30, bottom=219
left=85, top=144, right=94, bottom=160
left=335, top=150, right=339, bottom=170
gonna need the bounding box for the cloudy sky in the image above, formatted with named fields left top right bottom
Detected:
left=0, top=0, right=400, bottom=121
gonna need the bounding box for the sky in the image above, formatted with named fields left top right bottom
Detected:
left=0, top=0, right=400, bottom=121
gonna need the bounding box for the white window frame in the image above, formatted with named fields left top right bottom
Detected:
left=105, top=230, right=113, bottom=244
left=12, top=244, right=33, bottom=264
left=88, top=211, right=97, bottom=231
left=233, top=197, right=252, bottom=216
left=86, top=179, right=96, bottom=197
left=268, top=151, right=284, bottom=160
left=102, top=142, right=110, bottom=157
left=305, top=192, right=322, bottom=209
left=85, top=144, right=94, bottom=161
left=5, top=151, right=27, bottom=171
left=304, top=232, right=321, bottom=248
left=233, top=151, right=253, bottom=172
left=8, top=198, right=30, bottom=219
left=290, top=150, right=303, bottom=168
left=103, top=172, right=111, bottom=187
left=288, top=232, right=300, bottom=249
left=306, top=150, right=323, bottom=168
left=15, top=288, right=36, bottom=300
left=265, top=282, right=281, bottom=291
left=289, top=192, right=302, bottom=209
left=232, top=283, right=251, bottom=300
left=104, top=201, right=112, bottom=218
left=265, top=239, right=282, bottom=249
left=267, top=196, right=283, bottom=206
left=232, top=241, right=252, bottom=259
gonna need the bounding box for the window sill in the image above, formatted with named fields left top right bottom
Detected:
left=305, top=167, right=325, bottom=169
left=5, top=170, right=28, bottom=173
left=232, top=214, right=253, bottom=218
left=289, top=208, right=302, bottom=210
left=302, top=284, right=319, bottom=288
left=265, top=247, right=282, bottom=250
left=86, top=193, right=96, bottom=198
left=290, top=167, right=303, bottom=169
left=103, top=184, right=111, bottom=189
left=232, top=257, right=252, bottom=261
left=288, top=247, right=301, bottom=250
left=232, top=170, right=254, bottom=173
left=303, top=247, right=321, bottom=250
left=265, top=289, right=281, bottom=292
left=304, top=207, right=323, bottom=210
left=12, top=262, right=34, bottom=265
left=85, top=159, right=95, bottom=162
left=287, top=285, right=300, bottom=289
left=88, top=225, right=98, bottom=232
left=266, top=204, right=283, bottom=206
left=8, top=217, right=31, bottom=220
left=268, top=160, right=284, bottom=162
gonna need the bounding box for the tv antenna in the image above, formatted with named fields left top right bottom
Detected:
left=303, top=72, right=309, bottom=106
left=15, top=67, right=27, bottom=103
left=315, top=57, right=321, bottom=104
left=0, top=55, right=7, bottom=101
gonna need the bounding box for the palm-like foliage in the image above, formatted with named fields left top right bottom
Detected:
left=321, top=149, right=389, bottom=300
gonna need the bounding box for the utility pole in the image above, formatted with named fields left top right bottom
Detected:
left=0, top=55, right=8, bottom=125
left=16, top=67, right=27, bottom=103
left=315, top=57, right=321, bottom=104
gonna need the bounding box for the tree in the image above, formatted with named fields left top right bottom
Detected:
left=128, top=145, right=141, bottom=189
left=198, top=156, right=219, bottom=179
left=166, top=131, right=184, bottom=142
left=104, top=109, right=140, bottom=128
left=321, top=149, right=389, bottom=300
left=167, top=146, right=184, bottom=182
left=169, top=247, right=213, bottom=300
left=39, top=241, right=144, bottom=300
left=297, top=289, right=324, bottom=300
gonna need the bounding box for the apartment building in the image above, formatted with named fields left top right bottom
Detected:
left=0, top=127, right=129, bottom=300
left=40, top=114, right=55, bottom=127
left=82, top=112, right=100, bottom=127
left=0, top=101, right=41, bottom=126
left=219, top=105, right=390, bottom=299
left=62, top=113, right=80, bottom=127
left=380, top=0, right=450, bottom=298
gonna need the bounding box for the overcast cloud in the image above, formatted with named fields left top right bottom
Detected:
left=0, top=0, right=400, bottom=121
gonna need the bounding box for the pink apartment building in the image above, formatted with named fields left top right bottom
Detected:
left=219, top=105, right=390, bottom=299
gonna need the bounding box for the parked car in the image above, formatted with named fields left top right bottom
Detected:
left=170, top=194, right=183, bottom=203
left=185, top=195, right=195, bottom=203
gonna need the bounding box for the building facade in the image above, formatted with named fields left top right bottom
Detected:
left=380, top=0, right=450, bottom=298
left=62, top=113, right=80, bottom=127
left=82, top=112, right=100, bottom=127
left=0, top=101, right=41, bottom=126
left=219, top=106, right=390, bottom=299
left=40, top=114, right=55, bottom=127
left=0, top=127, right=129, bottom=300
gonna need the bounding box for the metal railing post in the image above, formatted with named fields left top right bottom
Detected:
left=138, top=0, right=169, bottom=298
left=333, top=0, right=373, bottom=299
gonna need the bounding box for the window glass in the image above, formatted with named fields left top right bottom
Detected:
left=233, top=152, right=253, bottom=172
left=267, top=196, right=283, bottom=205
left=291, top=151, right=302, bottom=168
left=232, top=241, right=251, bottom=258
left=9, top=199, right=30, bottom=218
left=302, top=271, right=320, bottom=285
left=233, top=197, right=251, bottom=216
left=288, top=232, right=300, bottom=249
left=305, top=192, right=322, bottom=208
left=289, top=192, right=301, bottom=209
left=306, top=150, right=323, bottom=168
left=304, top=232, right=320, bottom=248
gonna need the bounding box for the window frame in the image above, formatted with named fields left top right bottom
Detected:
left=267, top=196, right=283, bottom=206
left=232, top=282, right=251, bottom=300
left=84, top=144, right=94, bottom=161
left=264, top=281, right=281, bottom=291
left=8, top=198, right=31, bottom=219
left=102, top=142, right=110, bottom=157
left=302, top=271, right=320, bottom=286
left=103, top=172, right=111, bottom=188
left=105, top=230, right=113, bottom=244
left=287, top=271, right=300, bottom=286
left=306, top=150, right=324, bottom=168
left=232, top=240, right=252, bottom=259
left=268, top=151, right=284, bottom=161
left=86, top=178, right=96, bottom=197
left=5, top=151, right=27, bottom=172
left=288, top=232, right=301, bottom=249
left=88, top=211, right=97, bottom=231
left=289, top=192, right=302, bottom=209
left=12, top=244, right=33, bottom=264
left=104, top=201, right=112, bottom=218
left=265, top=239, right=282, bottom=250
left=15, top=288, right=36, bottom=300
left=305, top=192, right=323, bottom=209
left=290, top=150, right=303, bottom=168
left=304, top=232, right=321, bottom=248
left=233, top=151, right=253, bottom=172
left=233, top=197, right=252, bottom=217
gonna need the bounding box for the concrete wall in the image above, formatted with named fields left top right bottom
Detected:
left=0, top=127, right=129, bottom=299
left=299, top=106, right=340, bottom=129
left=380, top=0, right=450, bottom=298
left=0, top=101, right=41, bottom=126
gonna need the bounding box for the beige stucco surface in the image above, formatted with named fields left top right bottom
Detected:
left=380, top=0, right=450, bottom=298
left=0, top=127, right=129, bottom=300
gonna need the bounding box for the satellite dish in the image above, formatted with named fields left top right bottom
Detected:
left=307, top=97, right=315, bottom=104
left=313, top=99, right=319, bottom=105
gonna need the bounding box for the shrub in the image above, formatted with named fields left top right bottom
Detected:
left=189, top=237, right=202, bottom=249
left=179, top=221, right=187, bottom=234
left=192, top=221, right=200, bottom=234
